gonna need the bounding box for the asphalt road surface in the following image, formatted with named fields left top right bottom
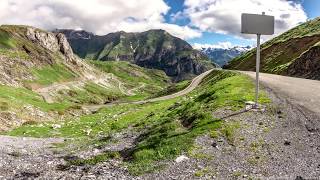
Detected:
left=240, top=71, right=320, bottom=115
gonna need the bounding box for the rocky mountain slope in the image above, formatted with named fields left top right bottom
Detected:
left=225, top=17, right=320, bottom=80
left=55, top=29, right=215, bottom=81
left=200, top=46, right=251, bottom=67
left=0, top=25, right=107, bottom=87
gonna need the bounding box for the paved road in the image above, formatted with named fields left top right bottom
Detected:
left=240, top=71, right=320, bottom=115
left=148, top=69, right=213, bottom=102
left=84, top=69, right=214, bottom=111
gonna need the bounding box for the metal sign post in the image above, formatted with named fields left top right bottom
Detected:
left=255, top=33, right=261, bottom=108
left=241, top=12, right=274, bottom=108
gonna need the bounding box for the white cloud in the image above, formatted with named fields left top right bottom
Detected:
left=0, top=0, right=201, bottom=39
left=183, top=0, right=308, bottom=39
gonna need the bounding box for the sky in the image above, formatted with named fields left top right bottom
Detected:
left=0, top=0, right=319, bottom=49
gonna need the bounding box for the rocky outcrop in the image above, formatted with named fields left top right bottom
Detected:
left=56, top=29, right=214, bottom=81
left=56, top=33, right=74, bottom=61
left=26, top=27, right=75, bottom=62
left=287, top=45, right=320, bottom=80
left=26, top=27, right=60, bottom=52
left=0, top=25, right=107, bottom=87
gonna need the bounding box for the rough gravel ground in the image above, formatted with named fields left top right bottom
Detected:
left=138, top=88, right=320, bottom=179
left=1, top=87, right=320, bottom=179
left=0, top=136, right=66, bottom=179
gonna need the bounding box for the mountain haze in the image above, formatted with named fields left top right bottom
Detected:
left=56, top=29, right=215, bottom=81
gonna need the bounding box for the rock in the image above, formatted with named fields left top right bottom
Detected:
left=245, top=101, right=255, bottom=105
left=211, top=141, right=217, bottom=147
left=245, top=105, right=253, bottom=111
left=295, top=176, right=305, bottom=180
left=245, top=101, right=255, bottom=110
left=26, top=27, right=59, bottom=52
left=217, top=139, right=224, bottom=142
left=56, top=33, right=74, bottom=61
left=93, top=149, right=100, bottom=154
left=175, top=155, right=189, bottom=163
left=284, top=139, right=291, bottom=146
left=52, top=124, right=61, bottom=129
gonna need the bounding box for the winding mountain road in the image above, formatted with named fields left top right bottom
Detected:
left=83, top=69, right=213, bottom=111
left=241, top=71, right=320, bottom=115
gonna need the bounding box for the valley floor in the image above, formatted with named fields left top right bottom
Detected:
left=1, top=70, right=320, bottom=179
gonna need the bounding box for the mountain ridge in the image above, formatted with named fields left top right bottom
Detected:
left=55, top=29, right=215, bottom=81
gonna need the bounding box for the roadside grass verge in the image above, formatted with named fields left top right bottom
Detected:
left=151, top=80, right=191, bottom=98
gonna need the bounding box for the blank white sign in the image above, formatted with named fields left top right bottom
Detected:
left=241, top=13, right=274, bottom=35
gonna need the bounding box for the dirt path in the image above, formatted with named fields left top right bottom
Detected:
left=35, top=79, right=86, bottom=103
left=110, top=74, right=131, bottom=96
left=127, top=83, right=146, bottom=96
left=83, top=69, right=213, bottom=111
left=240, top=71, right=320, bottom=115
left=35, top=74, right=132, bottom=103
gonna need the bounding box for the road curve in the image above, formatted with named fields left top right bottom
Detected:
left=147, top=69, right=213, bottom=102
left=240, top=71, right=320, bottom=115
left=84, top=69, right=213, bottom=111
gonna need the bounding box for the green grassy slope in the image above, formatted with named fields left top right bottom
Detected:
left=90, top=61, right=171, bottom=100
left=0, top=85, right=71, bottom=113
left=0, top=25, right=78, bottom=87
left=225, top=17, right=320, bottom=79
left=7, top=70, right=269, bottom=174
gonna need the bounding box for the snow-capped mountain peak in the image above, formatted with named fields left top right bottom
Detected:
left=199, top=45, right=252, bottom=67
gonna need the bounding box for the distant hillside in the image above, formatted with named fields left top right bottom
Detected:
left=55, top=29, right=215, bottom=81
left=200, top=46, right=251, bottom=67
left=225, top=17, right=320, bottom=80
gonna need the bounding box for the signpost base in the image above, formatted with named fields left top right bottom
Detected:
left=245, top=101, right=266, bottom=112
